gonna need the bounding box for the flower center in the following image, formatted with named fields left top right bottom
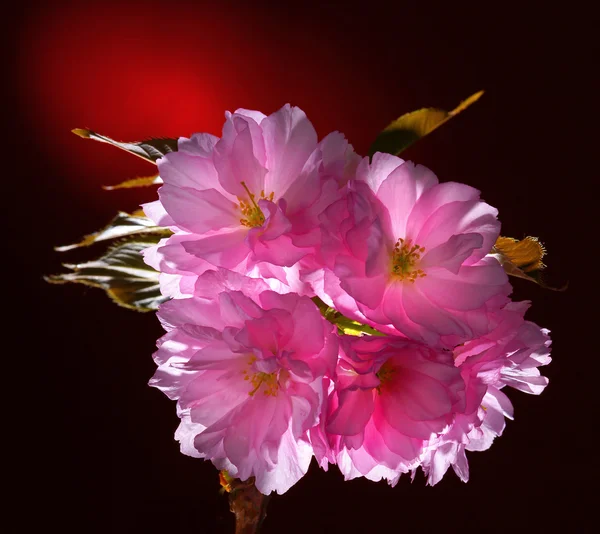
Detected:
left=391, top=238, right=426, bottom=282
left=241, top=355, right=279, bottom=397
left=237, top=181, right=274, bottom=228
left=376, top=360, right=396, bottom=394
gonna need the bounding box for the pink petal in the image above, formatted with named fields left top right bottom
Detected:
left=262, top=104, right=318, bottom=197
left=159, top=184, right=240, bottom=233
left=251, top=233, right=308, bottom=267
left=372, top=409, right=421, bottom=461
left=158, top=150, right=225, bottom=193
left=327, top=389, right=375, bottom=436
left=142, top=200, right=175, bottom=227
left=386, top=368, right=454, bottom=420
left=217, top=291, right=263, bottom=328
left=182, top=229, right=249, bottom=269
left=281, top=164, right=322, bottom=216
left=419, top=260, right=509, bottom=311
left=177, top=132, right=219, bottom=156
left=379, top=402, right=443, bottom=439
left=184, top=344, right=250, bottom=371
left=376, top=161, right=438, bottom=238
left=414, top=198, right=499, bottom=254
left=377, top=283, right=425, bottom=340
left=420, top=233, right=483, bottom=274
left=185, top=369, right=250, bottom=426
left=401, top=283, right=468, bottom=338
left=152, top=234, right=216, bottom=274
left=356, top=152, right=405, bottom=194
left=318, top=131, right=360, bottom=186
left=232, top=108, right=267, bottom=125
left=157, top=297, right=224, bottom=331
left=406, top=181, right=481, bottom=239
left=339, top=272, right=388, bottom=311
left=214, top=114, right=268, bottom=199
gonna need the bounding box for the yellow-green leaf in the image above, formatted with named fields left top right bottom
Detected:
left=368, top=90, right=484, bottom=157
left=46, top=238, right=168, bottom=311
left=55, top=211, right=171, bottom=251
left=103, top=174, right=162, bottom=190
left=72, top=129, right=178, bottom=164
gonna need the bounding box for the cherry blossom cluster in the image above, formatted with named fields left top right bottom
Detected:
left=143, top=105, right=551, bottom=494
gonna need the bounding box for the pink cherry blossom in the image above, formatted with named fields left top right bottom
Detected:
left=419, top=301, right=552, bottom=484
left=317, top=334, right=466, bottom=483
left=143, top=105, right=355, bottom=297
left=150, top=269, right=338, bottom=494
left=317, top=153, right=512, bottom=348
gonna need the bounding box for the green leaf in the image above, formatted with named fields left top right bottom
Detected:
left=72, top=128, right=178, bottom=164
left=55, top=211, right=171, bottom=251
left=368, top=90, right=484, bottom=157
left=311, top=296, right=385, bottom=336
left=46, top=238, right=168, bottom=311
left=491, top=235, right=567, bottom=291
left=103, top=174, right=162, bottom=190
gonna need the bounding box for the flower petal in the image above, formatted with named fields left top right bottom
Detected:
left=159, top=184, right=240, bottom=233
left=327, top=389, right=375, bottom=436
left=262, top=104, right=318, bottom=197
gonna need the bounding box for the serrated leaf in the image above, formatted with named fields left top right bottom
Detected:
left=491, top=235, right=566, bottom=291
left=103, top=174, right=163, bottom=190
left=368, top=90, right=484, bottom=157
left=46, top=239, right=168, bottom=311
left=55, top=211, right=171, bottom=251
left=72, top=128, right=178, bottom=163
left=494, top=236, right=546, bottom=272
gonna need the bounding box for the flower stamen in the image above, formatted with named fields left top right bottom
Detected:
left=376, top=360, right=396, bottom=394
left=241, top=355, right=279, bottom=397
left=391, top=238, right=426, bottom=282
left=237, top=181, right=274, bottom=228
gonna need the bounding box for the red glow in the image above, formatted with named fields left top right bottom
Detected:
left=18, top=4, right=245, bottom=188
left=17, top=3, right=387, bottom=196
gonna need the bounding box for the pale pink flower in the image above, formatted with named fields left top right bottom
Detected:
left=150, top=269, right=338, bottom=495
left=143, top=105, right=355, bottom=297
left=318, top=335, right=466, bottom=483
left=419, top=301, right=552, bottom=484
left=317, top=153, right=511, bottom=348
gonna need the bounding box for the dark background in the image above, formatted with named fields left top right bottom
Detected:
left=10, top=1, right=595, bottom=532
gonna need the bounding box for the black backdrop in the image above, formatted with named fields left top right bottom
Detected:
left=10, top=1, right=595, bottom=532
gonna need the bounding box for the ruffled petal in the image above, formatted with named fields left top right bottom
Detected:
left=376, top=161, right=438, bottom=238
left=261, top=104, right=318, bottom=197
left=214, top=113, right=268, bottom=198
left=182, top=229, right=250, bottom=269
left=159, top=184, right=239, bottom=233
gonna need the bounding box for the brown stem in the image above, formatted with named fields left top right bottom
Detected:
left=221, top=473, right=270, bottom=534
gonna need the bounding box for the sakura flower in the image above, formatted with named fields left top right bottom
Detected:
left=150, top=269, right=338, bottom=495
left=319, top=335, right=466, bottom=484
left=143, top=104, right=355, bottom=297
left=319, top=153, right=511, bottom=348
left=419, top=301, right=552, bottom=484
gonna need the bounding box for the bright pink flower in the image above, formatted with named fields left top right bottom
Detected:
left=419, top=301, right=552, bottom=484
left=318, top=154, right=511, bottom=348
left=318, top=335, right=466, bottom=483
left=150, top=269, right=338, bottom=494
left=143, top=105, right=355, bottom=296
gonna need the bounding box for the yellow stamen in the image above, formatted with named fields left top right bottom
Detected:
left=391, top=238, right=426, bottom=282
left=237, top=181, right=275, bottom=228
left=241, top=355, right=279, bottom=397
